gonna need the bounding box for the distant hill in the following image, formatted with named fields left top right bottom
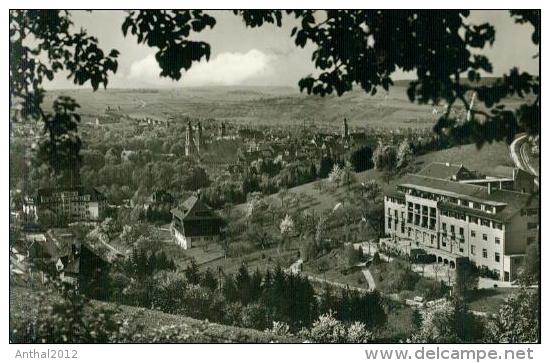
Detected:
left=43, top=85, right=436, bottom=130
left=42, top=79, right=529, bottom=130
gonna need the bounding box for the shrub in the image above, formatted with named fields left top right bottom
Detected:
left=347, top=322, right=375, bottom=343
left=414, top=278, right=446, bottom=301
left=266, top=321, right=291, bottom=337
left=11, top=289, right=123, bottom=343
left=344, top=245, right=362, bottom=266
left=241, top=303, right=269, bottom=330
left=301, top=312, right=348, bottom=343
left=301, top=312, right=375, bottom=343
left=383, top=259, right=419, bottom=292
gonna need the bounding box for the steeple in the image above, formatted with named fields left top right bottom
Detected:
left=197, top=121, right=204, bottom=152
left=185, top=120, right=194, bottom=156
left=342, top=117, right=349, bottom=141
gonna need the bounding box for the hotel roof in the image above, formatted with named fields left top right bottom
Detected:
left=397, top=173, right=538, bottom=221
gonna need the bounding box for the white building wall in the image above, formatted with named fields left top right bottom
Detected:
left=173, top=227, right=190, bottom=249
left=384, top=190, right=529, bottom=280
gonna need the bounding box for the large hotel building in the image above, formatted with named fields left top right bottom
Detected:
left=23, top=186, right=106, bottom=225
left=384, top=162, right=539, bottom=281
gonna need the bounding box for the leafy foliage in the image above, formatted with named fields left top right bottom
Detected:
left=121, top=10, right=215, bottom=80
left=373, top=143, right=397, bottom=172
left=300, top=312, right=374, bottom=343
left=350, top=145, right=374, bottom=172
left=11, top=288, right=122, bottom=343
left=484, top=288, right=539, bottom=343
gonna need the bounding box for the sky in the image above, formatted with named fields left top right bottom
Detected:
left=43, top=10, right=540, bottom=90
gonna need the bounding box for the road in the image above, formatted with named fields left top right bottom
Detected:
left=510, top=134, right=539, bottom=187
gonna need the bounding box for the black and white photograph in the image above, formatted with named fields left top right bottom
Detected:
left=5, top=2, right=544, bottom=360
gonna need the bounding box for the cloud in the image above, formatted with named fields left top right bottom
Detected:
left=127, top=49, right=274, bottom=87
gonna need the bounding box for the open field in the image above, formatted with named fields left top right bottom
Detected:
left=199, top=245, right=299, bottom=275
left=43, top=86, right=437, bottom=130
left=468, top=287, right=528, bottom=315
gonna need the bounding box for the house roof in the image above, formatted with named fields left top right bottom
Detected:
left=490, top=166, right=516, bottom=178
left=171, top=196, right=222, bottom=222
left=416, top=162, right=466, bottom=180
left=490, top=165, right=535, bottom=180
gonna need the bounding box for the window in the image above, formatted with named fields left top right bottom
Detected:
left=481, top=219, right=490, bottom=227
left=471, top=230, right=476, bottom=237
left=482, top=249, right=488, bottom=258
left=450, top=225, right=455, bottom=234
left=482, top=234, right=488, bottom=241
left=495, top=253, right=500, bottom=263
left=471, top=245, right=476, bottom=255
left=527, top=236, right=535, bottom=245
left=442, top=223, right=447, bottom=231
left=495, top=237, right=501, bottom=245
left=527, top=222, right=538, bottom=230
left=459, top=227, right=464, bottom=236
left=494, top=222, right=503, bottom=230
left=430, top=235, right=435, bottom=244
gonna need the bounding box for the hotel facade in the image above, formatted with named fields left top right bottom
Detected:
left=384, top=163, right=539, bottom=281
left=23, top=186, right=107, bottom=226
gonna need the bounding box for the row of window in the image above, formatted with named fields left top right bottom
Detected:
left=441, top=222, right=502, bottom=245
left=386, top=196, right=405, bottom=205
left=402, top=187, right=497, bottom=213
left=480, top=248, right=500, bottom=263
left=442, top=211, right=503, bottom=230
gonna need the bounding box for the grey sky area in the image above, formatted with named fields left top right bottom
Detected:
left=43, top=10, right=539, bottom=90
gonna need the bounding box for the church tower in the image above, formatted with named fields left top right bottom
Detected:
left=196, top=121, right=204, bottom=153
left=342, top=117, right=349, bottom=141
left=185, top=120, right=194, bottom=156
